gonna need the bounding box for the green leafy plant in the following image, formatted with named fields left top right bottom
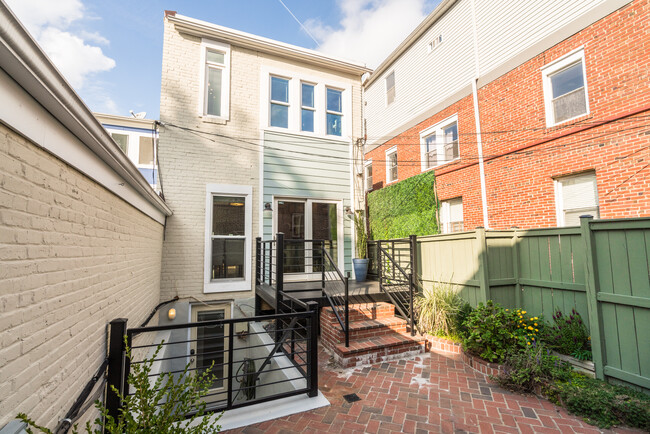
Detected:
left=414, top=282, right=463, bottom=337
left=510, top=308, right=545, bottom=346
left=353, top=210, right=368, bottom=259
left=546, top=309, right=591, bottom=359
left=19, top=339, right=222, bottom=433
left=462, top=301, right=526, bottom=363
left=496, top=341, right=572, bottom=393
left=367, top=170, right=438, bottom=239
left=548, top=374, right=650, bottom=429
left=454, top=302, right=473, bottom=339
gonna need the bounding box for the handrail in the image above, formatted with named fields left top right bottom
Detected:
left=322, top=248, right=345, bottom=282
left=319, top=243, right=350, bottom=347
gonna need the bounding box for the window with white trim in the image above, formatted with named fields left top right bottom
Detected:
left=427, top=34, right=443, bottom=53
left=542, top=49, right=589, bottom=127
left=386, top=147, right=397, bottom=183
left=326, top=87, right=343, bottom=136
left=364, top=161, right=373, bottom=191
left=440, top=198, right=463, bottom=234
left=555, top=172, right=599, bottom=227
left=420, top=116, right=459, bottom=170
left=386, top=71, right=395, bottom=105
left=270, top=76, right=290, bottom=128
left=200, top=40, right=231, bottom=119
left=301, top=82, right=315, bottom=132
left=204, top=184, right=252, bottom=292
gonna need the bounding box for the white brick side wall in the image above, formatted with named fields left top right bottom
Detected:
left=0, top=123, right=164, bottom=429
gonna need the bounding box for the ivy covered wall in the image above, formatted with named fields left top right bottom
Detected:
left=367, top=171, right=439, bottom=239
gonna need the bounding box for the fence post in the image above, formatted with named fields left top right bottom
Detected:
left=226, top=321, right=235, bottom=407
left=275, top=233, right=284, bottom=343
left=344, top=273, right=350, bottom=348
left=511, top=228, right=523, bottom=308
left=580, top=216, right=605, bottom=380
left=409, top=272, right=416, bottom=336
left=376, top=242, right=382, bottom=286
left=476, top=227, right=490, bottom=303
left=306, top=301, right=319, bottom=398
left=105, top=318, right=127, bottom=432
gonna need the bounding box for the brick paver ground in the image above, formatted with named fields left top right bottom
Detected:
left=227, top=347, right=642, bottom=433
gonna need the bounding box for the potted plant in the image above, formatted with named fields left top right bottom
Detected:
left=352, top=210, right=369, bottom=282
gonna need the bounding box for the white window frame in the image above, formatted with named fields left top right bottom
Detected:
left=364, top=160, right=373, bottom=191
left=385, top=146, right=398, bottom=184
left=419, top=115, right=459, bottom=171
left=270, top=75, right=291, bottom=129
left=541, top=48, right=589, bottom=128
left=440, top=197, right=463, bottom=234
left=198, top=39, right=231, bottom=121
left=427, top=34, right=443, bottom=53
left=385, top=71, right=395, bottom=106
left=300, top=81, right=316, bottom=132
left=204, top=184, right=252, bottom=293
left=554, top=171, right=599, bottom=227
left=325, top=86, right=344, bottom=137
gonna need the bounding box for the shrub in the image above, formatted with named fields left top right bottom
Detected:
left=545, top=309, right=591, bottom=360
left=511, top=308, right=545, bottom=346
left=548, top=374, right=650, bottom=430
left=496, top=341, right=572, bottom=393
left=462, top=301, right=526, bottom=363
left=415, top=282, right=463, bottom=337
left=454, top=302, right=473, bottom=339
left=19, top=340, right=222, bottom=433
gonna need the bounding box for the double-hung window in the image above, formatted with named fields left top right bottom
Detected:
left=386, top=147, right=398, bottom=183
left=420, top=116, right=459, bottom=170
left=326, top=88, right=343, bottom=136
left=364, top=161, right=373, bottom=191
left=111, top=133, right=129, bottom=155
left=440, top=198, right=463, bottom=234
left=542, top=49, right=589, bottom=127
left=270, top=76, right=290, bottom=128
left=301, top=82, right=315, bottom=132
left=204, top=184, right=252, bottom=292
left=555, top=172, right=599, bottom=227
left=200, top=40, right=230, bottom=119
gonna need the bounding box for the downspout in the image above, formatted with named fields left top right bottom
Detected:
left=470, top=0, right=490, bottom=228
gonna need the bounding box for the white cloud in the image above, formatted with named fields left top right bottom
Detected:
left=306, top=0, right=436, bottom=69
left=5, top=0, right=115, bottom=90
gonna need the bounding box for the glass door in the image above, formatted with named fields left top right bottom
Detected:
left=277, top=201, right=305, bottom=274
left=311, top=202, right=338, bottom=272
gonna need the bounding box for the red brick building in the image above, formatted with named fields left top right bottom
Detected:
left=362, top=0, right=649, bottom=231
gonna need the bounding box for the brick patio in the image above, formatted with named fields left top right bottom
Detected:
left=226, top=346, right=643, bottom=434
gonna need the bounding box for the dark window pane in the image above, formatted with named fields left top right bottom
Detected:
left=197, top=310, right=225, bottom=389
left=551, top=62, right=584, bottom=98
left=443, top=123, right=458, bottom=143
left=277, top=201, right=305, bottom=273
left=212, top=196, right=245, bottom=235
left=211, top=238, right=245, bottom=279
left=271, top=77, right=289, bottom=103
left=312, top=203, right=338, bottom=270
left=327, top=113, right=342, bottom=136
left=327, top=88, right=342, bottom=113
left=207, top=67, right=222, bottom=116
left=270, top=103, right=288, bottom=128
left=301, top=109, right=314, bottom=132
left=302, top=83, right=314, bottom=108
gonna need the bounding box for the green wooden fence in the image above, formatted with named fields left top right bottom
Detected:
left=410, top=216, right=650, bottom=392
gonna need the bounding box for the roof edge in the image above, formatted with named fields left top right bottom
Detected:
left=364, top=0, right=458, bottom=88
left=168, top=13, right=373, bottom=76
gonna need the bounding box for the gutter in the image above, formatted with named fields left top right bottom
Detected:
left=0, top=1, right=172, bottom=218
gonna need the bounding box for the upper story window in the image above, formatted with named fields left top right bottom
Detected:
left=440, top=198, right=463, bottom=233
left=364, top=161, right=373, bottom=191
left=427, top=34, right=443, bottom=53
left=138, top=136, right=154, bottom=166
left=542, top=49, right=589, bottom=127
left=326, top=88, right=343, bottom=136
left=386, top=146, right=398, bottom=183
left=555, top=171, right=599, bottom=227
left=385, top=71, right=395, bottom=105
left=270, top=76, right=290, bottom=128
left=420, top=115, right=459, bottom=170
left=200, top=40, right=231, bottom=120
left=111, top=133, right=129, bottom=154
left=301, top=82, right=315, bottom=132
left=204, top=184, right=252, bottom=292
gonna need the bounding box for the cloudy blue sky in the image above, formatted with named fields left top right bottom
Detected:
left=5, top=0, right=438, bottom=119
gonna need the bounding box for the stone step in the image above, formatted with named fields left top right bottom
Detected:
left=321, top=302, right=395, bottom=325
left=328, top=330, right=426, bottom=368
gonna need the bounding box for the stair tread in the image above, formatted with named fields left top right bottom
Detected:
left=348, top=317, right=407, bottom=331
left=334, top=330, right=426, bottom=355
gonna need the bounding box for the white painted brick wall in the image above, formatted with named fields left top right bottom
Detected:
left=0, top=123, right=164, bottom=429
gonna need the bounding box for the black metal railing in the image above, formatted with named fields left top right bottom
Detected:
left=374, top=235, right=420, bottom=336
left=105, top=305, right=319, bottom=422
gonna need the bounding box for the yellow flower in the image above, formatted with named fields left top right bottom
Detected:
left=522, top=311, right=527, bottom=314
left=535, top=329, right=539, bottom=332
left=528, top=326, right=534, bottom=330
left=534, top=317, right=538, bottom=320
left=527, top=342, right=531, bottom=345
left=588, top=336, right=591, bottom=340
left=534, top=323, right=538, bottom=326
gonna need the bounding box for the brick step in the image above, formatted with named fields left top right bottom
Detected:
left=323, top=317, right=409, bottom=345
left=321, top=302, right=395, bottom=324
left=329, top=330, right=426, bottom=368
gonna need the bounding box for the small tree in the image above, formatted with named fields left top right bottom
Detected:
left=354, top=210, right=368, bottom=259
left=19, top=339, right=222, bottom=433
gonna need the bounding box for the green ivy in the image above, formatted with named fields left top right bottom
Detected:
left=367, top=170, right=438, bottom=240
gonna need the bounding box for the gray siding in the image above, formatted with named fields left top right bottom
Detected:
left=263, top=130, right=353, bottom=273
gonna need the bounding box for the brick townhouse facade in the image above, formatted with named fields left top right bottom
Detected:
left=363, top=0, right=649, bottom=231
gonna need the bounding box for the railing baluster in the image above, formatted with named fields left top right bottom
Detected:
left=226, top=323, right=234, bottom=408
left=307, top=301, right=319, bottom=398
left=344, top=273, right=349, bottom=348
